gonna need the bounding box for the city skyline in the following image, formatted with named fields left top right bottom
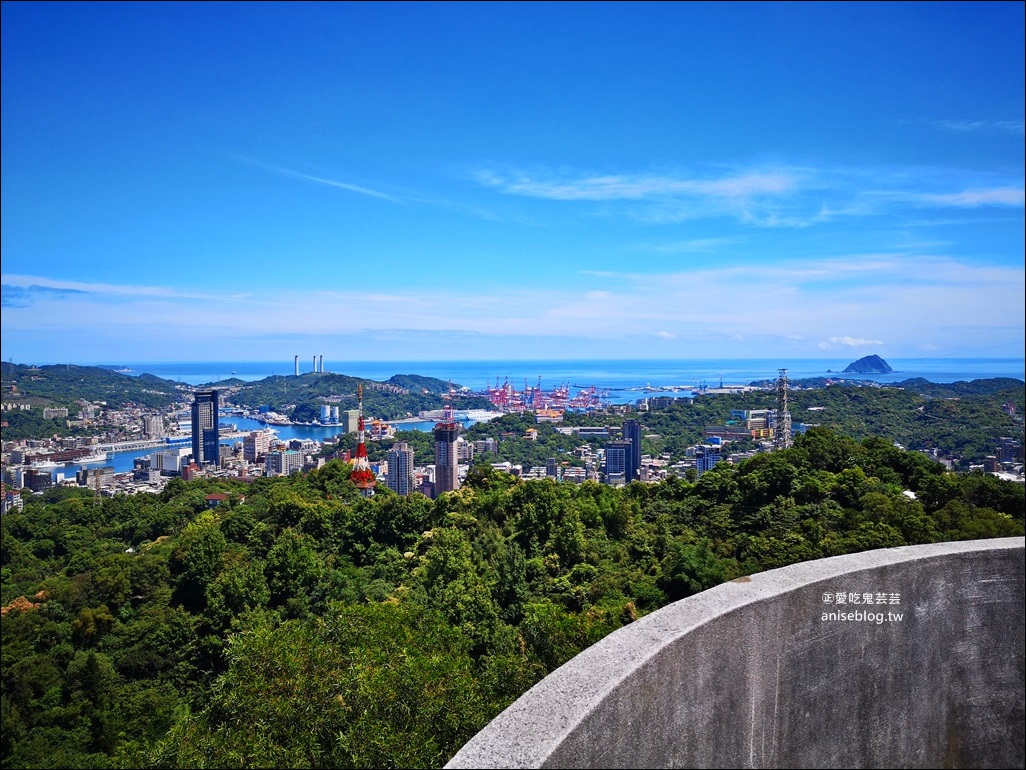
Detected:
left=2, top=2, right=1023, bottom=364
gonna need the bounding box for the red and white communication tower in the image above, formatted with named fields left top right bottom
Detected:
left=350, top=383, right=377, bottom=496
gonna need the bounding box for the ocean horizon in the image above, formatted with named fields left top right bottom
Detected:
left=102, top=357, right=1026, bottom=391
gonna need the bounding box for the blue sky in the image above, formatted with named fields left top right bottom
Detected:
left=2, top=1, right=1023, bottom=364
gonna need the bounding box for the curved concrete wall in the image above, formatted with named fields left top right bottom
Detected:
left=447, top=537, right=1025, bottom=769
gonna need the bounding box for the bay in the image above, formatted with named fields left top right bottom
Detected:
left=116, top=357, right=1025, bottom=391
left=59, top=416, right=478, bottom=477
left=63, top=357, right=1023, bottom=478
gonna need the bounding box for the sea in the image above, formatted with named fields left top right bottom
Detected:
left=54, top=357, right=1023, bottom=479
left=112, top=357, right=1026, bottom=392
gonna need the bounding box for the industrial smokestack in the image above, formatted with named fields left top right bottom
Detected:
left=294, top=356, right=299, bottom=376
left=312, top=355, right=316, bottom=373
left=319, top=355, right=323, bottom=373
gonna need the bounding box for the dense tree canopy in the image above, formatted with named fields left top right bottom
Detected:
left=2, top=426, right=1022, bottom=769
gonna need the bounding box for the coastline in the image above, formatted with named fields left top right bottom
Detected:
left=90, top=357, right=1026, bottom=389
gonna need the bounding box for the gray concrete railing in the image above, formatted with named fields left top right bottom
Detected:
left=447, top=537, right=1025, bottom=769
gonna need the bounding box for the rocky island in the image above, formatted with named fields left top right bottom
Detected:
left=843, top=354, right=894, bottom=374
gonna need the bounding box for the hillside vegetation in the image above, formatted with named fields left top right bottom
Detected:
left=0, top=363, right=185, bottom=410
left=2, top=427, right=1022, bottom=769
left=556, top=379, right=1024, bottom=469
left=0, top=363, right=488, bottom=440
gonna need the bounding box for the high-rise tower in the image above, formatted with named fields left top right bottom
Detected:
left=433, top=388, right=460, bottom=497
left=191, top=389, right=220, bottom=466
left=604, top=440, right=631, bottom=486
left=350, top=384, right=377, bottom=496
left=387, top=441, right=415, bottom=496
left=622, top=418, right=642, bottom=482
left=774, top=368, right=793, bottom=451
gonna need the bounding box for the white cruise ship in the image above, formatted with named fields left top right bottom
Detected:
left=77, top=452, right=112, bottom=465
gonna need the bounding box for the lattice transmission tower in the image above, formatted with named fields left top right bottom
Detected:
left=774, top=368, right=793, bottom=451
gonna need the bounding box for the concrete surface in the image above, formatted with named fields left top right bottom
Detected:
left=446, top=537, right=1025, bottom=769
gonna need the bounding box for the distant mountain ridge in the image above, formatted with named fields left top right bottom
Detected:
left=843, top=354, right=893, bottom=374
left=745, top=375, right=1022, bottom=397
left=0, top=362, right=487, bottom=430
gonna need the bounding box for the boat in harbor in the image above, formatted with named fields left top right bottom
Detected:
left=29, top=460, right=62, bottom=470
left=76, top=452, right=112, bottom=465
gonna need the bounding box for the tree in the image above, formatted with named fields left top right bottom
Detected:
left=64, top=651, right=118, bottom=753
left=169, top=512, right=227, bottom=611
left=205, top=553, right=271, bottom=632
left=146, top=603, right=494, bottom=769
left=264, top=528, right=323, bottom=614
left=70, top=605, right=116, bottom=647
left=657, top=538, right=727, bottom=601
left=794, top=426, right=861, bottom=473
left=417, top=527, right=499, bottom=654
left=493, top=542, right=529, bottom=624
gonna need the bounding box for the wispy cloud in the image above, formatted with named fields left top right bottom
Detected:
left=473, top=165, right=828, bottom=228
left=930, top=119, right=1025, bottom=134
left=818, top=336, right=885, bottom=350
left=474, top=168, right=795, bottom=202
left=1, top=275, right=252, bottom=304
left=0, top=284, right=87, bottom=308
left=475, top=162, right=1026, bottom=228
left=4, top=253, right=1021, bottom=361
left=737, top=208, right=834, bottom=229
left=905, top=215, right=1026, bottom=227
left=233, top=155, right=400, bottom=202
left=235, top=155, right=507, bottom=218
left=632, top=237, right=736, bottom=254
left=912, top=187, right=1026, bottom=207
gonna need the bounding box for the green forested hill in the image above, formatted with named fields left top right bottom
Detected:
left=2, top=428, right=1022, bottom=769
left=549, top=379, right=1024, bottom=468
left=0, top=363, right=492, bottom=438
left=0, top=363, right=186, bottom=409
left=888, top=376, right=1024, bottom=397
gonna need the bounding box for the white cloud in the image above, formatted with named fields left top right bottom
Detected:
left=913, top=187, right=1025, bottom=207
left=475, top=167, right=797, bottom=202
left=3, top=253, right=1023, bottom=362
left=483, top=164, right=816, bottom=228
left=817, top=336, right=886, bottom=350
left=475, top=162, right=1026, bottom=228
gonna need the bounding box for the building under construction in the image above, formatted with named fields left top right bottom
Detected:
left=433, top=397, right=460, bottom=497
